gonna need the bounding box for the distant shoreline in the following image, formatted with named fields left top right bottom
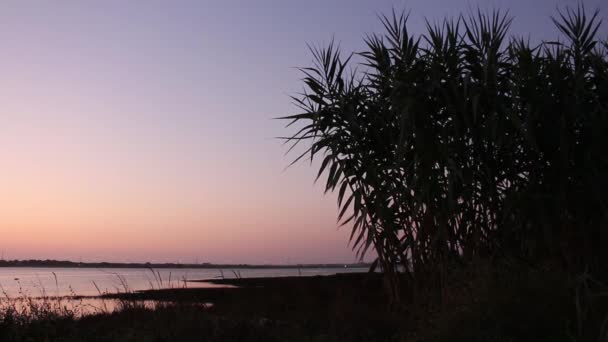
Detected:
left=0, top=259, right=370, bottom=269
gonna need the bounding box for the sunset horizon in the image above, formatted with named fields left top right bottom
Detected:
left=2, top=1, right=606, bottom=260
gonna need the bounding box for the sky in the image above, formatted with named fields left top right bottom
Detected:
left=0, top=0, right=605, bottom=264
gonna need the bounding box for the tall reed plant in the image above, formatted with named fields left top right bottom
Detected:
left=281, top=6, right=608, bottom=303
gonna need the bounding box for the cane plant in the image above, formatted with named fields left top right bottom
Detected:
left=281, top=5, right=607, bottom=303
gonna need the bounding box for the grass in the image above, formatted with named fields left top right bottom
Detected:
left=0, top=272, right=395, bottom=342
left=0, top=304, right=284, bottom=342
left=0, top=264, right=607, bottom=341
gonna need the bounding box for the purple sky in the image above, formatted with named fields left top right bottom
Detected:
left=0, top=0, right=605, bottom=264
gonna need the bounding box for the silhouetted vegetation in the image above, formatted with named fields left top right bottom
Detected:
left=3, top=271, right=608, bottom=341
left=282, top=5, right=608, bottom=307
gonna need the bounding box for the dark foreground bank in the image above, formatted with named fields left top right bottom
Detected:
left=1, top=267, right=607, bottom=341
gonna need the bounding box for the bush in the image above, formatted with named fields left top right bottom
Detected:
left=281, top=6, right=608, bottom=299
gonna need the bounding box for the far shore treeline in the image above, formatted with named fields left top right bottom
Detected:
left=0, top=259, right=370, bottom=269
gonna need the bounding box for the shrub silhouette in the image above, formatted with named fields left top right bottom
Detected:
left=281, top=6, right=607, bottom=303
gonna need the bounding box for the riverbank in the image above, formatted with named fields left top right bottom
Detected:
left=106, top=273, right=389, bottom=325
left=2, top=273, right=398, bottom=341
left=1, top=268, right=607, bottom=341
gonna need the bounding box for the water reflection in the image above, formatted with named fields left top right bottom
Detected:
left=0, top=267, right=366, bottom=297
left=0, top=267, right=367, bottom=317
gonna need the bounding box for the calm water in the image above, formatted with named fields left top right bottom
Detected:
left=0, top=267, right=366, bottom=298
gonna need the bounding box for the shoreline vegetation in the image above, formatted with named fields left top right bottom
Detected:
left=3, top=268, right=605, bottom=341
left=0, top=259, right=370, bottom=269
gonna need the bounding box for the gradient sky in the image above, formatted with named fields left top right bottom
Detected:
left=0, top=0, right=605, bottom=264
